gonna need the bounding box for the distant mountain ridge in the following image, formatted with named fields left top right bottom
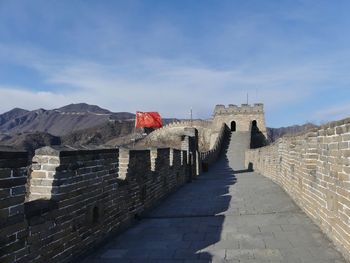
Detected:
left=56, top=103, right=111, bottom=114
left=0, top=103, right=135, bottom=136
left=0, top=103, right=316, bottom=156
left=0, top=108, right=29, bottom=126
left=267, top=123, right=318, bottom=143
left=0, top=103, right=180, bottom=155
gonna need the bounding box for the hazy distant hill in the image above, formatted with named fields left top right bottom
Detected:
left=0, top=103, right=135, bottom=136
left=267, top=123, right=318, bottom=143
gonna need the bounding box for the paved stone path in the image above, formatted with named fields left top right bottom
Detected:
left=81, top=134, right=347, bottom=263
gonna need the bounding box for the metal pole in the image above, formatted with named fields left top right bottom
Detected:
left=190, top=108, right=193, bottom=127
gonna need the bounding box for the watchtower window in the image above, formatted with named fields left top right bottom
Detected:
left=252, top=120, right=257, bottom=128
left=231, top=121, right=236, bottom=132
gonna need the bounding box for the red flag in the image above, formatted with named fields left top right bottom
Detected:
left=135, top=112, right=163, bottom=128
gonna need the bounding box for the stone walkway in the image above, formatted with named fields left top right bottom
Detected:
left=81, top=134, right=347, bottom=263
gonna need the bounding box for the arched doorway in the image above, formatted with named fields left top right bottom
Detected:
left=252, top=120, right=257, bottom=128
left=231, top=121, right=236, bottom=132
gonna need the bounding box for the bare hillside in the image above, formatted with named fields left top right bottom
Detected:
left=0, top=103, right=135, bottom=136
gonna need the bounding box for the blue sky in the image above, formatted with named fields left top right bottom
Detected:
left=0, top=0, right=350, bottom=127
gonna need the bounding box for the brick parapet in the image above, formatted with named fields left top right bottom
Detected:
left=0, top=144, right=193, bottom=263
left=213, top=103, right=264, bottom=116
left=246, top=118, right=350, bottom=261
left=201, top=123, right=230, bottom=166
left=0, top=150, right=29, bottom=263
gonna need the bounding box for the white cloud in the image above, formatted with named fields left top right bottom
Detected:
left=0, top=43, right=349, bottom=124
left=0, top=86, right=70, bottom=112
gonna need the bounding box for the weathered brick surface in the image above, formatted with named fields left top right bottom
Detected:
left=1, top=145, right=192, bottom=263
left=0, top=151, right=28, bottom=263
left=201, top=123, right=230, bottom=167
left=246, top=119, right=350, bottom=261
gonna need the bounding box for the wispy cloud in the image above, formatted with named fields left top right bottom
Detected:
left=0, top=44, right=345, bottom=119
left=0, top=85, right=70, bottom=111
left=314, top=103, right=350, bottom=124
left=1, top=0, right=350, bottom=127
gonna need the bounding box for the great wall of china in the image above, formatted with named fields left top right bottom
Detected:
left=1, top=103, right=349, bottom=262
left=246, top=118, right=350, bottom=260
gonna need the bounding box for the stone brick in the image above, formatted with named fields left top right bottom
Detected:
left=0, top=144, right=195, bottom=263
left=245, top=120, right=350, bottom=261
left=0, top=196, right=25, bottom=209
left=9, top=204, right=24, bottom=216
left=0, top=168, right=12, bottom=179
left=0, top=178, right=27, bottom=189
left=30, top=171, right=46, bottom=179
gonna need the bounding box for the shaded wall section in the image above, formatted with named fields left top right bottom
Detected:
left=1, top=145, right=193, bottom=263
left=246, top=118, right=350, bottom=261
left=0, top=150, right=28, bottom=263
left=201, top=123, right=231, bottom=170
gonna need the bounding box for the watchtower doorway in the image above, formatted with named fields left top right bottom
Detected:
left=252, top=120, right=257, bottom=128
left=231, top=121, right=236, bottom=132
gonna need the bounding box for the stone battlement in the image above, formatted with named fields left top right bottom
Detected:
left=213, top=103, right=264, bottom=116
left=245, top=117, right=350, bottom=261
left=212, top=103, right=266, bottom=135
left=146, top=120, right=212, bottom=138
left=2, top=103, right=349, bottom=262
left=0, top=125, right=203, bottom=263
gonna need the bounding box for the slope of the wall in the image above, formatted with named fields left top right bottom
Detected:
left=201, top=123, right=230, bottom=168
left=141, top=120, right=213, bottom=151
left=246, top=118, right=350, bottom=261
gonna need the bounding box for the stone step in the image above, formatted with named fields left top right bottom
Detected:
left=227, top=131, right=250, bottom=171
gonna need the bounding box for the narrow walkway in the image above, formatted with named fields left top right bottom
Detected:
left=81, top=136, right=347, bottom=263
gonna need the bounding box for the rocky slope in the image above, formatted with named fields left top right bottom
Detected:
left=61, top=120, right=136, bottom=146
left=0, top=132, right=61, bottom=156
left=0, top=108, right=30, bottom=126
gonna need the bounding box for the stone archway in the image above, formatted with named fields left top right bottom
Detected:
left=231, top=121, right=236, bottom=132
left=252, top=120, right=257, bottom=129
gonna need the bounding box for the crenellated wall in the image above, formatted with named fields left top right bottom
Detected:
left=201, top=123, right=230, bottom=168
left=141, top=120, right=213, bottom=152
left=1, top=145, right=193, bottom=263
left=213, top=103, right=267, bottom=136
left=246, top=118, right=350, bottom=261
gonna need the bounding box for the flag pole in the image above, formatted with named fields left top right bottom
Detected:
left=190, top=108, right=193, bottom=127
left=133, top=112, right=137, bottom=148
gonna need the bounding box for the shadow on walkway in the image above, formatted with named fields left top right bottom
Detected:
left=81, top=135, right=236, bottom=262
left=81, top=134, right=347, bottom=263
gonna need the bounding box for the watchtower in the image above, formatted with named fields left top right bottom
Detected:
left=212, top=103, right=267, bottom=136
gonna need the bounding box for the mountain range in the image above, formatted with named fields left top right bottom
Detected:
left=0, top=103, right=138, bottom=154
left=0, top=103, right=317, bottom=155
left=0, top=103, right=135, bottom=136
left=0, top=103, right=183, bottom=155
